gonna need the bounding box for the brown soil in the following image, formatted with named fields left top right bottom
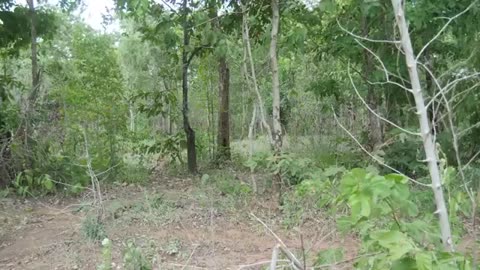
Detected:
left=0, top=175, right=357, bottom=270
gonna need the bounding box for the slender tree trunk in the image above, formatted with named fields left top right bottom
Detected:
left=217, top=57, right=231, bottom=160
left=248, top=105, right=257, bottom=157
left=129, top=101, right=135, bottom=132
left=270, top=0, right=282, bottom=153
left=182, top=0, right=197, bottom=173
left=270, top=0, right=283, bottom=195
left=241, top=2, right=273, bottom=144
left=361, top=13, right=383, bottom=151
left=391, top=0, right=453, bottom=251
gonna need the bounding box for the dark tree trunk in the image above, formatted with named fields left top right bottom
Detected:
left=207, top=1, right=231, bottom=162
left=182, top=0, right=197, bottom=173
left=216, top=56, right=231, bottom=161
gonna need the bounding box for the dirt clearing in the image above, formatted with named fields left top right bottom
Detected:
left=0, top=174, right=357, bottom=269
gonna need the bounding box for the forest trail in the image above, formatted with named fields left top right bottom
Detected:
left=0, top=173, right=357, bottom=270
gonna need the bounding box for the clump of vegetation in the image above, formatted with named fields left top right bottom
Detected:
left=82, top=216, right=106, bottom=242
left=97, top=238, right=113, bottom=270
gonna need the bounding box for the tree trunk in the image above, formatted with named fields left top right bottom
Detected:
left=208, top=2, right=231, bottom=161
left=241, top=2, right=273, bottom=144
left=129, top=101, right=135, bottom=132
left=270, top=0, right=282, bottom=153
left=391, top=0, right=453, bottom=251
left=182, top=0, right=197, bottom=174
left=270, top=0, right=282, bottom=194
left=217, top=57, right=231, bottom=161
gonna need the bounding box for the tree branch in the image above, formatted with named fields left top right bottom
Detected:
left=416, top=0, right=479, bottom=61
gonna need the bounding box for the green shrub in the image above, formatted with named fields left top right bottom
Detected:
left=123, top=240, right=152, bottom=270
left=202, top=171, right=252, bottom=197
left=82, top=215, right=106, bottom=241
left=337, top=168, right=472, bottom=269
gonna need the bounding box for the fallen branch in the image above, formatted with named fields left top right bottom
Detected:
left=250, top=213, right=305, bottom=269
left=270, top=244, right=280, bottom=269
left=237, top=259, right=290, bottom=269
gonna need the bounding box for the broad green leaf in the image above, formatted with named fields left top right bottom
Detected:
left=43, top=177, right=54, bottom=191
left=385, top=174, right=408, bottom=184
left=371, top=230, right=414, bottom=260
left=351, top=168, right=367, bottom=180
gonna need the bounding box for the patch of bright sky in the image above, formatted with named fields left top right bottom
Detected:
left=14, top=0, right=320, bottom=33
left=15, top=0, right=119, bottom=32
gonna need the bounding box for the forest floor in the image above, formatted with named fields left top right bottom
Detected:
left=0, top=168, right=358, bottom=270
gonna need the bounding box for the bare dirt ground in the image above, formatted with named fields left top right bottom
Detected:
left=0, top=173, right=357, bottom=270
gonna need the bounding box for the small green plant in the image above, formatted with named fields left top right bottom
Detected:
left=82, top=215, right=106, bottom=241
left=245, top=152, right=318, bottom=186
left=141, top=132, right=185, bottom=164
left=121, top=164, right=150, bottom=185
left=12, top=170, right=55, bottom=196
left=97, top=238, right=112, bottom=270
left=123, top=240, right=151, bottom=270
left=207, top=170, right=252, bottom=197
left=162, top=239, right=181, bottom=256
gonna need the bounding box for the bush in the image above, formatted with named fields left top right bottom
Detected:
left=82, top=215, right=106, bottom=241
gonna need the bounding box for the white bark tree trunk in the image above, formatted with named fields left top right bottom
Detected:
left=241, top=2, right=273, bottom=145
left=129, top=102, right=135, bottom=132
left=270, top=0, right=282, bottom=153
left=391, top=0, right=453, bottom=251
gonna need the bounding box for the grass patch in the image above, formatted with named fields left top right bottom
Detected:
left=82, top=215, right=106, bottom=241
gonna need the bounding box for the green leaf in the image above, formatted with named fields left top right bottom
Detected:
left=324, top=166, right=345, bottom=177
left=359, top=194, right=371, bottom=217
left=371, top=230, right=414, bottom=260
left=392, top=257, right=417, bottom=270
left=385, top=173, right=408, bottom=184
left=43, top=177, right=54, bottom=191
left=416, top=252, right=433, bottom=270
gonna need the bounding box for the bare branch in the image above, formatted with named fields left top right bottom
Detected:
left=250, top=213, right=304, bottom=270
left=337, top=19, right=401, bottom=44
left=270, top=244, right=280, bottom=270
left=347, top=38, right=412, bottom=92
left=347, top=65, right=420, bottom=136
left=332, top=108, right=431, bottom=187
left=463, top=149, right=480, bottom=171
left=416, top=0, right=479, bottom=60
left=459, top=121, right=480, bottom=138
left=238, top=259, right=290, bottom=269
left=438, top=50, right=477, bottom=81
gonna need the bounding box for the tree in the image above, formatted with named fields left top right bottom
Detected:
left=0, top=0, right=56, bottom=186
left=270, top=0, right=282, bottom=154
left=181, top=0, right=198, bottom=173
left=208, top=0, right=231, bottom=162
